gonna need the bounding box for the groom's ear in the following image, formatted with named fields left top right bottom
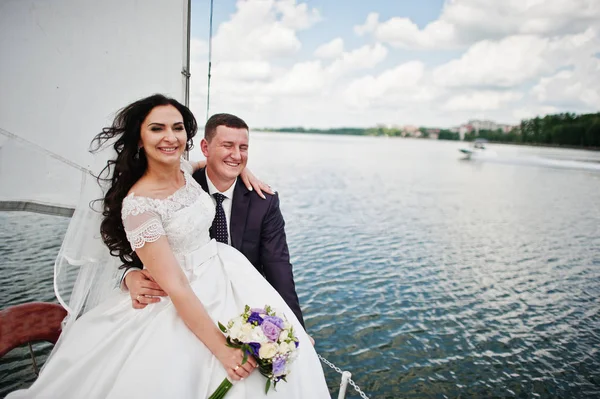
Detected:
left=200, top=138, right=210, bottom=158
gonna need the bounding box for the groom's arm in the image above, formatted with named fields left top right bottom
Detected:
left=120, top=267, right=141, bottom=290
left=259, top=193, right=306, bottom=328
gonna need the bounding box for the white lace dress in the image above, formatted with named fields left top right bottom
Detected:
left=7, top=161, right=330, bottom=399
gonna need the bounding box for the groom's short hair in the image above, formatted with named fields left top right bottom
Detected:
left=205, top=113, right=249, bottom=142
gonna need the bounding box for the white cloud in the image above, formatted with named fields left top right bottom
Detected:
left=314, top=37, right=344, bottom=59
left=189, top=0, right=599, bottom=129
left=442, top=91, right=523, bottom=111
left=433, top=29, right=600, bottom=88
left=532, top=58, right=600, bottom=109
left=343, top=61, right=439, bottom=109
left=212, top=61, right=273, bottom=81
left=356, top=0, right=600, bottom=49
left=512, top=105, right=560, bottom=121
left=326, top=43, right=388, bottom=77
left=275, top=0, right=321, bottom=30
left=355, top=13, right=456, bottom=49
left=202, top=41, right=388, bottom=110
left=266, top=61, right=327, bottom=96
left=189, top=0, right=325, bottom=116
left=191, top=38, right=208, bottom=59
left=354, top=12, right=379, bottom=37
left=212, top=0, right=320, bottom=62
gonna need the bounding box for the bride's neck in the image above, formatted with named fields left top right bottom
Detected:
left=144, top=161, right=183, bottom=185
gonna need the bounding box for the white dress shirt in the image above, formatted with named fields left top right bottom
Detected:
left=205, top=170, right=237, bottom=246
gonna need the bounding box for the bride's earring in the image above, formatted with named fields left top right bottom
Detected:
left=134, top=146, right=141, bottom=160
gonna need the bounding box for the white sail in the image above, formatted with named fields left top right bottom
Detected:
left=0, top=0, right=191, bottom=215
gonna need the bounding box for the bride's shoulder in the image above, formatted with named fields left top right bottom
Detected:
left=122, top=180, right=161, bottom=218
left=127, top=178, right=154, bottom=199
left=121, top=193, right=157, bottom=219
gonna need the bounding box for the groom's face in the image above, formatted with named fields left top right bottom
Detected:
left=201, top=125, right=249, bottom=182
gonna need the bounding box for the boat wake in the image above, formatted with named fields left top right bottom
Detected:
left=463, top=152, right=600, bottom=172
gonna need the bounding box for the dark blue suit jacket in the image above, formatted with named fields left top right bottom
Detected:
left=193, top=169, right=305, bottom=327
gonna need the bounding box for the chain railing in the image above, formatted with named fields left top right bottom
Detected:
left=318, top=354, right=370, bottom=399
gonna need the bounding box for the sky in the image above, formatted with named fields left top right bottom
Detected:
left=188, top=0, right=600, bottom=129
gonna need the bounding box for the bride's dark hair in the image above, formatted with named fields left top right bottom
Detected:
left=90, top=94, right=198, bottom=269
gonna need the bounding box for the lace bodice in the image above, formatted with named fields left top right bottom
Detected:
left=121, top=160, right=215, bottom=258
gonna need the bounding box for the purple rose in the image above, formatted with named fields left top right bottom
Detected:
left=247, top=342, right=261, bottom=357
left=250, top=307, right=266, bottom=314
left=263, top=316, right=284, bottom=329
left=273, top=357, right=286, bottom=376
left=248, top=312, right=264, bottom=326
left=261, top=320, right=281, bottom=342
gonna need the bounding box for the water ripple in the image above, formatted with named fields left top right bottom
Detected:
left=2, top=136, right=600, bottom=397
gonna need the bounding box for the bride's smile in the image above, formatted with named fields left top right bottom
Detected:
left=140, top=105, right=188, bottom=165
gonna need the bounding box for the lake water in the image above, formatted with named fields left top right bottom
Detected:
left=2, top=133, right=600, bottom=398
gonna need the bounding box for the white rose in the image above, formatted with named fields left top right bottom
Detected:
left=240, top=323, right=254, bottom=339
left=283, top=321, right=291, bottom=330
left=251, top=327, right=269, bottom=343
left=258, top=342, right=278, bottom=359
left=279, top=342, right=292, bottom=353
left=278, top=330, right=289, bottom=343
left=229, top=324, right=242, bottom=341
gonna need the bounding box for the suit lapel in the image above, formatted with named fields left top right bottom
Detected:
left=194, top=168, right=209, bottom=193
left=230, top=179, right=250, bottom=251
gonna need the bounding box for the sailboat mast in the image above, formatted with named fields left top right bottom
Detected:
left=206, top=0, right=214, bottom=120
left=184, top=0, right=192, bottom=107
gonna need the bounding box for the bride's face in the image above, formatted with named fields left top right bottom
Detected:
left=139, top=105, right=187, bottom=166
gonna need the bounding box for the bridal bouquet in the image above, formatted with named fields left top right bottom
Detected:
left=208, top=305, right=300, bottom=398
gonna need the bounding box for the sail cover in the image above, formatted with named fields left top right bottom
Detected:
left=0, top=0, right=190, bottom=215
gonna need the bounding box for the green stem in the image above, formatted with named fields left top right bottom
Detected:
left=208, top=378, right=233, bottom=399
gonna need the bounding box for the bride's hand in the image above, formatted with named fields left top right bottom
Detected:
left=214, top=346, right=257, bottom=381
left=240, top=168, right=274, bottom=199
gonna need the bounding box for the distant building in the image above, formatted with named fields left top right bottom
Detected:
left=458, top=124, right=473, bottom=140
left=469, top=119, right=497, bottom=131
left=403, top=125, right=419, bottom=134
left=500, top=124, right=516, bottom=133
left=469, top=119, right=516, bottom=133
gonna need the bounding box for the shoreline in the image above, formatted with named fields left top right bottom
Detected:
left=256, top=130, right=600, bottom=152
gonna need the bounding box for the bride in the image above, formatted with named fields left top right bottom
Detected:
left=7, top=94, right=330, bottom=398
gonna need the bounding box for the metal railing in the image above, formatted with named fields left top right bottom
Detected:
left=318, top=354, right=370, bottom=399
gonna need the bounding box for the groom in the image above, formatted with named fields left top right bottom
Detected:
left=123, top=113, right=306, bottom=328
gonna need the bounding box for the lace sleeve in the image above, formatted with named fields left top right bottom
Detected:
left=122, top=197, right=166, bottom=249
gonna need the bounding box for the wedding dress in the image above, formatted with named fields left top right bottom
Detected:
left=7, top=160, right=330, bottom=399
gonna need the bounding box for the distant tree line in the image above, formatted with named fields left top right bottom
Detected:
left=464, top=129, right=518, bottom=143
left=520, top=112, right=600, bottom=147
left=260, top=112, right=600, bottom=148
left=438, top=130, right=460, bottom=141
left=465, top=112, right=600, bottom=148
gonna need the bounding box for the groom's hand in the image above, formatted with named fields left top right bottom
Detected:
left=126, top=269, right=167, bottom=309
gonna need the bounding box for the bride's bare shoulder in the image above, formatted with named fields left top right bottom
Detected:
left=126, top=176, right=179, bottom=200
left=127, top=177, right=155, bottom=198
left=126, top=178, right=168, bottom=201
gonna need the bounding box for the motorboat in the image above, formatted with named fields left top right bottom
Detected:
left=459, top=139, right=495, bottom=159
